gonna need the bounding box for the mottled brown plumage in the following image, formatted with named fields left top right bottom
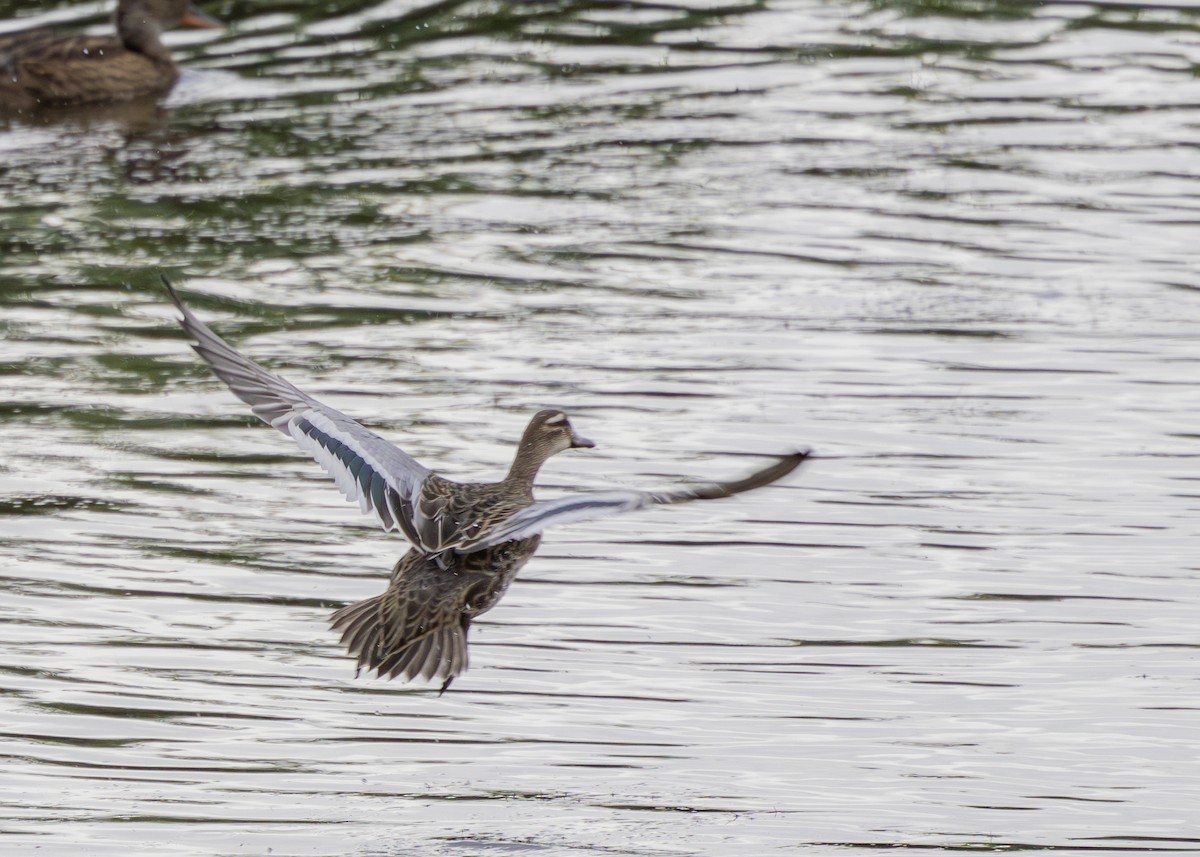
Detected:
left=0, top=0, right=220, bottom=111
left=327, top=411, right=593, bottom=692
left=330, top=537, right=542, bottom=693
left=398, top=411, right=594, bottom=554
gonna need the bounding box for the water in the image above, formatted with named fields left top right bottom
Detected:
left=2, top=0, right=1199, bottom=853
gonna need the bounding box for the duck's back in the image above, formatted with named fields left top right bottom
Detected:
left=0, top=30, right=174, bottom=109
left=408, top=475, right=535, bottom=554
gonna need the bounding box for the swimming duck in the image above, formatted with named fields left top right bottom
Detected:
left=0, top=0, right=221, bottom=111
left=165, top=279, right=809, bottom=690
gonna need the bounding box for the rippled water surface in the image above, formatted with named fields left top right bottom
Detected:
left=2, top=0, right=1200, bottom=854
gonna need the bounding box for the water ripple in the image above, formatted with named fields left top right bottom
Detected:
left=2, top=0, right=1200, bottom=853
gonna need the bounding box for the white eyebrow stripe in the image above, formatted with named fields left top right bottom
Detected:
left=544, top=413, right=567, bottom=425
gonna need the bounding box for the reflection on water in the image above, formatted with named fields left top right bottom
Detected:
left=2, top=0, right=1200, bottom=854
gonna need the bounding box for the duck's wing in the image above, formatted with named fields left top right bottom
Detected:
left=165, top=278, right=432, bottom=541
left=458, top=450, right=809, bottom=551
left=0, top=34, right=145, bottom=103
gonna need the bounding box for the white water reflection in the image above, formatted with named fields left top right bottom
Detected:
left=1, top=0, right=1200, bottom=854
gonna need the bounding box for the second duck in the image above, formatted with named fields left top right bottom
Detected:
left=0, top=0, right=221, bottom=111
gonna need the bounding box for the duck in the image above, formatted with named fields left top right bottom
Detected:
left=165, top=279, right=809, bottom=690
left=0, top=0, right=221, bottom=111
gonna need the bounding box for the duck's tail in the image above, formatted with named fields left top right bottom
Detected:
left=330, top=593, right=468, bottom=693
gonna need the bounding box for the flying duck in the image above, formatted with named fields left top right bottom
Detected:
left=165, top=279, right=808, bottom=690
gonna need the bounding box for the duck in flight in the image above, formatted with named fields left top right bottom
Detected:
left=0, top=0, right=221, bottom=111
left=165, top=279, right=809, bottom=691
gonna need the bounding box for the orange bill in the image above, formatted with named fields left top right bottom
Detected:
left=180, top=4, right=223, bottom=29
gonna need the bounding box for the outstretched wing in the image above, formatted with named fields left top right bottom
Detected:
left=458, top=451, right=809, bottom=551
left=165, top=277, right=432, bottom=542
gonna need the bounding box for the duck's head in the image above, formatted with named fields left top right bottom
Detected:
left=117, top=0, right=222, bottom=55
left=527, top=409, right=595, bottom=455
left=508, top=409, right=594, bottom=484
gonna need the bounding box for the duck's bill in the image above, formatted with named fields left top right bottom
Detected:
left=569, top=430, right=595, bottom=449
left=181, top=5, right=224, bottom=28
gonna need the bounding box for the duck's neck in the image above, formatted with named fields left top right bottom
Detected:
left=116, top=9, right=172, bottom=62
left=505, top=438, right=552, bottom=491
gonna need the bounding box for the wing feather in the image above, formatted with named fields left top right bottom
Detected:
left=166, top=277, right=432, bottom=537
left=168, top=278, right=807, bottom=555
left=460, top=451, right=809, bottom=551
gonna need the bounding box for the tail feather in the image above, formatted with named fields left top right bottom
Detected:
left=330, top=595, right=382, bottom=674
left=330, top=593, right=468, bottom=688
